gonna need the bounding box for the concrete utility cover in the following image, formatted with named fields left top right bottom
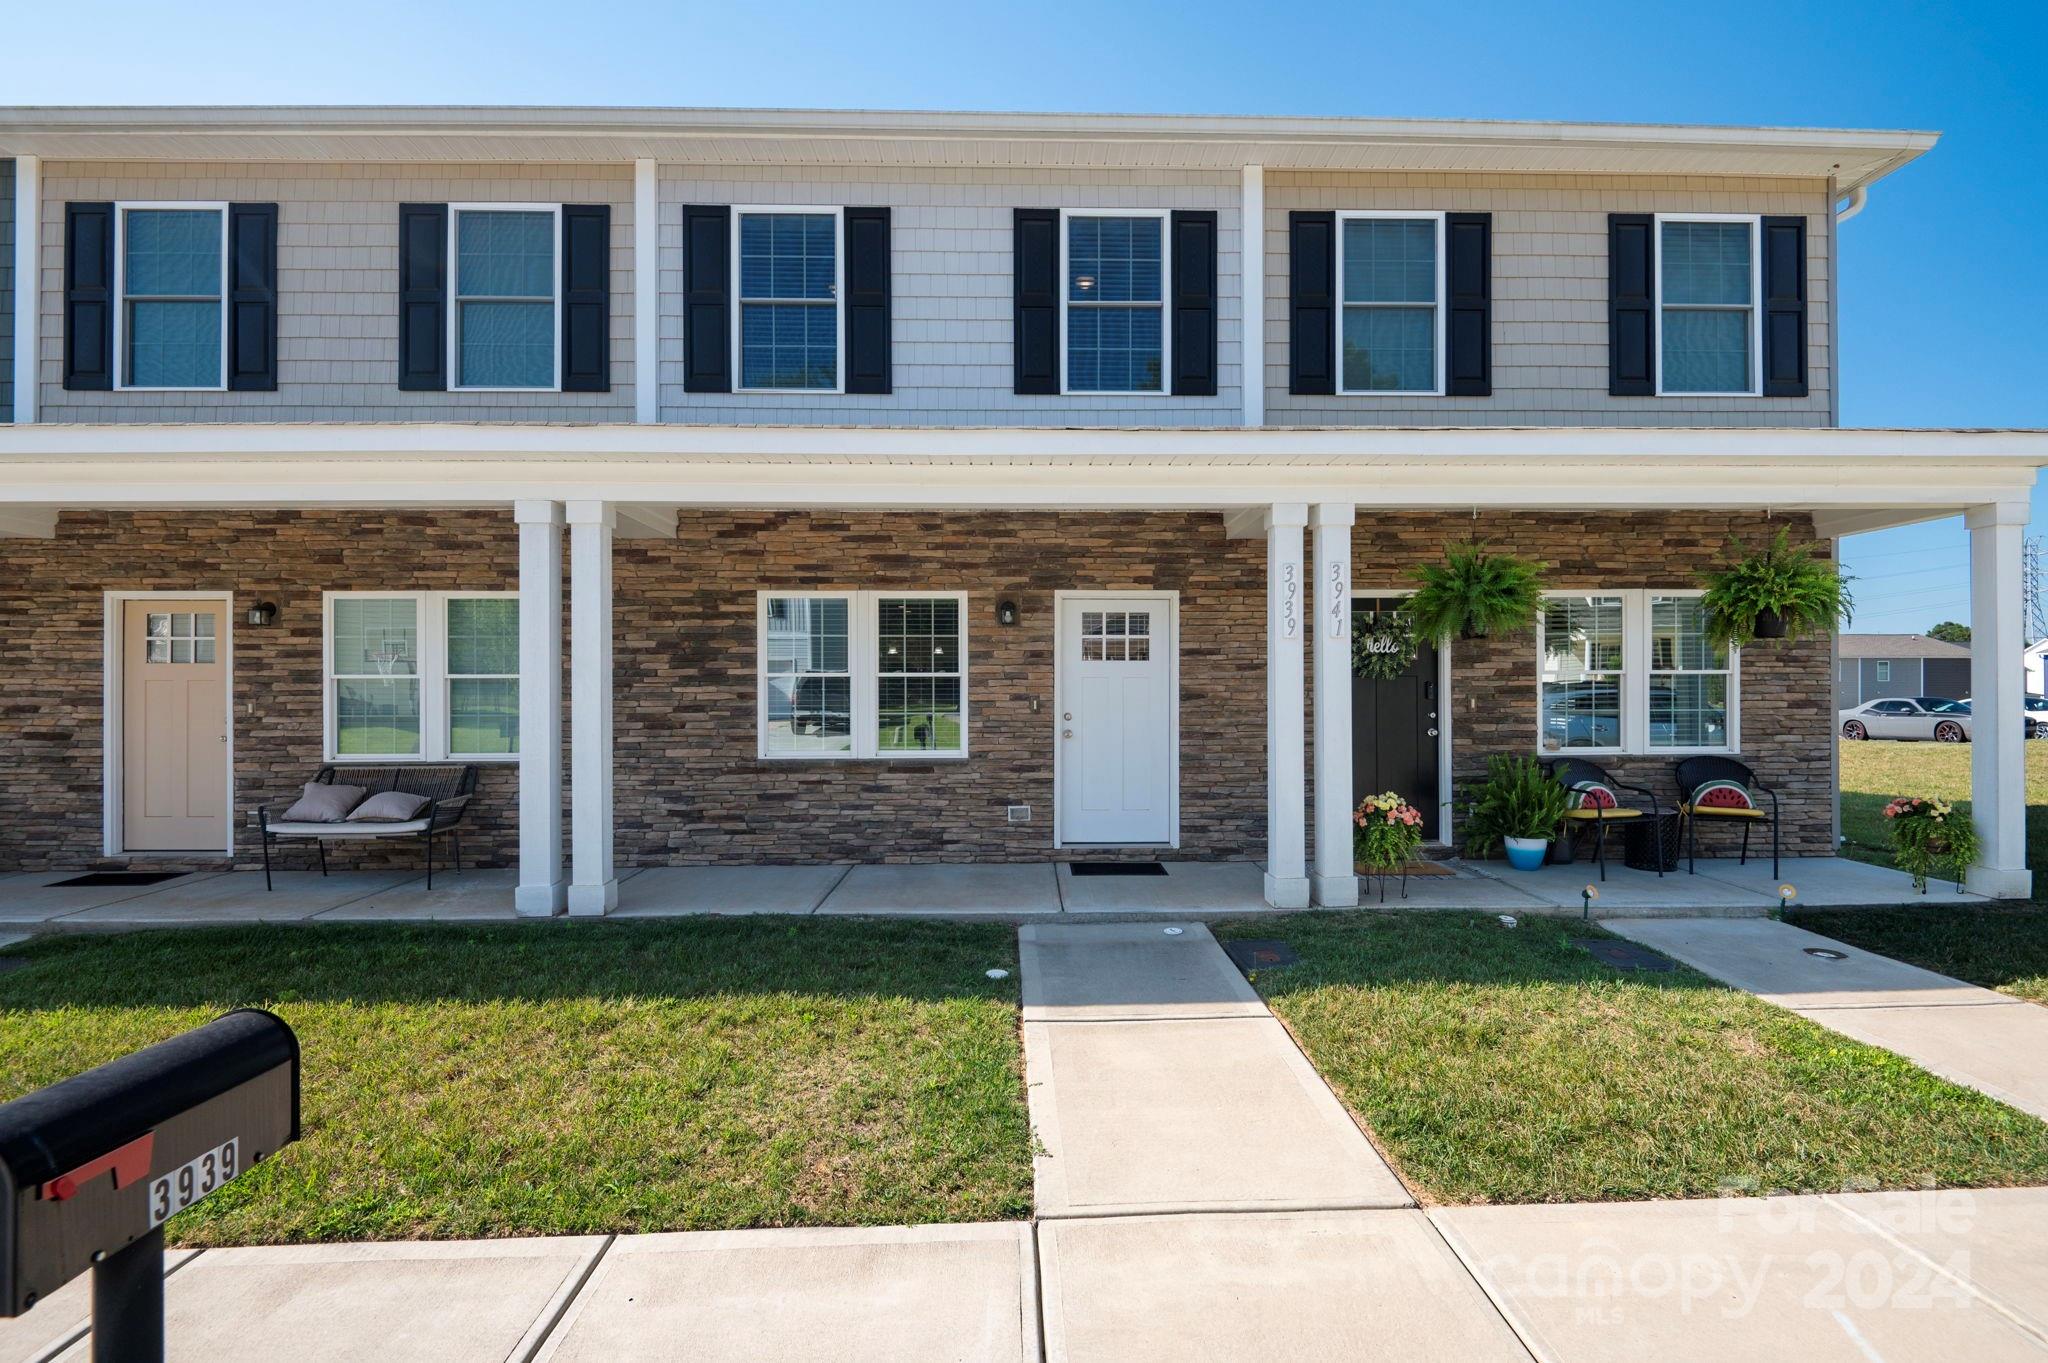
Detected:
left=1018, top=922, right=1267, bottom=1022
left=1038, top=1211, right=1532, bottom=1363
left=1220, top=938, right=1300, bottom=971
left=534, top=1224, right=1037, bottom=1363
left=1572, top=939, right=1676, bottom=972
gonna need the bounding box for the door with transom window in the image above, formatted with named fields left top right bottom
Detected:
left=121, top=600, right=229, bottom=851
left=1057, top=595, right=1175, bottom=845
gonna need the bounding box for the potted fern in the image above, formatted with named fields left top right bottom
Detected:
left=1698, top=527, right=1853, bottom=647
left=1407, top=543, right=1548, bottom=644
left=1460, top=755, right=1571, bottom=870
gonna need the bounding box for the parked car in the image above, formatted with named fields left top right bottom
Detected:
left=1838, top=697, right=1973, bottom=742
left=1958, top=696, right=2047, bottom=739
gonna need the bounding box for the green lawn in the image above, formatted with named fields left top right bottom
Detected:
left=1788, top=905, right=2048, bottom=1006
left=1837, top=738, right=2048, bottom=899
left=1214, top=911, right=2048, bottom=1204
left=0, top=920, right=1031, bottom=1246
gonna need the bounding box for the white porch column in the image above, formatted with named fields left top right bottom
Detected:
left=1967, top=501, right=2032, bottom=898
left=513, top=500, right=565, bottom=916
left=1311, top=502, right=1358, bottom=906
left=1264, top=503, right=1309, bottom=907
left=633, top=158, right=659, bottom=425
left=1240, top=165, right=1265, bottom=428
left=12, top=155, right=38, bottom=424
left=566, top=500, right=618, bottom=914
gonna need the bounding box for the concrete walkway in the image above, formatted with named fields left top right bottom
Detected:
left=1609, top=916, right=2048, bottom=1121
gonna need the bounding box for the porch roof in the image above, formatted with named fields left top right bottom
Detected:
left=0, top=424, right=2041, bottom=539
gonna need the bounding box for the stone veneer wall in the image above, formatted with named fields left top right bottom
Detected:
left=0, top=507, right=1831, bottom=871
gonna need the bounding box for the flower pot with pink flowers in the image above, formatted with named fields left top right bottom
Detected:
left=1354, top=790, right=1426, bottom=901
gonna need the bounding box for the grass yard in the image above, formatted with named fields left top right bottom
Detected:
left=1214, top=911, right=2048, bottom=1205
left=1836, top=737, right=2048, bottom=898
left=1788, top=905, right=2048, bottom=1006
left=0, top=919, right=1031, bottom=1246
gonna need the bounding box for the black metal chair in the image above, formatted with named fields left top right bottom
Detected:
left=254, top=764, right=478, bottom=890
left=1544, top=758, right=1663, bottom=881
left=1674, top=755, right=1779, bottom=879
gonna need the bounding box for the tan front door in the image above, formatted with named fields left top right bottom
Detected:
left=122, top=600, right=229, bottom=851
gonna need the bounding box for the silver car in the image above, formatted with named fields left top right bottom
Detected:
left=1838, top=696, right=1972, bottom=742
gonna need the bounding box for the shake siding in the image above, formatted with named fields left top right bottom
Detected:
left=35, top=161, right=635, bottom=422
left=0, top=158, right=13, bottom=422
left=655, top=165, right=1243, bottom=425
left=1266, top=171, right=1834, bottom=427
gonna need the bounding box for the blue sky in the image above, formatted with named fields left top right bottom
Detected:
left=14, top=0, right=2045, bottom=632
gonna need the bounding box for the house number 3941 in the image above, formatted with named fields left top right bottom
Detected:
left=1326, top=561, right=1349, bottom=639
left=1280, top=562, right=1300, bottom=640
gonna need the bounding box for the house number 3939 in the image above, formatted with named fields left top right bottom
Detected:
left=1326, top=561, right=1349, bottom=639
left=1280, top=562, right=1300, bottom=640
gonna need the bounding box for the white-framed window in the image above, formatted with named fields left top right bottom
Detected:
left=324, top=591, right=519, bottom=761
left=1876, top=660, right=1892, bottom=683
left=1062, top=209, right=1168, bottom=395
left=1336, top=210, right=1445, bottom=395
left=1655, top=213, right=1761, bottom=397
left=757, top=591, right=967, bottom=760
left=450, top=204, right=560, bottom=391
left=1538, top=590, right=1738, bottom=755
left=115, top=202, right=228, bottom=391
left=734, top=206, right=843, bottom=392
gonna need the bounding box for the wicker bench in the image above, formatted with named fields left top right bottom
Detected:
left=254, top=764, right=478, bottom=890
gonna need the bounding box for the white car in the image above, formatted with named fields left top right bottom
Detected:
left=1957, top=696, right=2048, bottom=739
left=1838, top=696, right=1973, bottom=742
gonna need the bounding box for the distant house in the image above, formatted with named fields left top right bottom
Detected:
left=1836, top=635, right=1973, bottom=708
left=2025, top=639, right=2048, bottom=697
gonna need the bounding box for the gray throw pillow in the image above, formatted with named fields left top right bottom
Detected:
left=346, top=791, right=431, bottom=823
left=281, top=783, right=368, bottom=823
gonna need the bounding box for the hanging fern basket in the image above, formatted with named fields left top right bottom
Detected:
left=1352, top=610, right=1420, bottom=681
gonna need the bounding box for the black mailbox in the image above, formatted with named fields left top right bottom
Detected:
left=0, top=1009, right=298, bottom=1360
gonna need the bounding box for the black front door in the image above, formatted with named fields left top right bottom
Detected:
left=1352, top=597, right=1441, bottom=840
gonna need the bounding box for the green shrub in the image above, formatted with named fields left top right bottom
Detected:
left=1407, top=543, right=1548, bottom=644
left=1698, top=527, right=1853, bottom=649
left=1460, top=755, right=1571, bottom=857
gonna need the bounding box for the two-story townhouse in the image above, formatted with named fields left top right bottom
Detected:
left=0, top=107, right=2041, bottom=913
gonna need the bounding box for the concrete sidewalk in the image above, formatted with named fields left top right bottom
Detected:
left=1609, top=916, right=2048, bottom=1121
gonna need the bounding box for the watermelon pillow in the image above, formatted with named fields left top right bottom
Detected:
left=1570, top=781, right=1620, bottom=811
left=1691, top=780, right=1755, bottom=812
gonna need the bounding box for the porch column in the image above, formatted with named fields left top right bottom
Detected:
left=513, top=500, right=565, bottom=915
left=566, top=500, right=618, bottom=914
left=1264, top=503, right=1310, bottom=907
left=1968, top=501, right=2032, bottom=898
left=1311, top=502, right=1358, bottom=906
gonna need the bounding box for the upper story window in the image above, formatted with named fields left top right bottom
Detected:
left=118, top=205, right=227, bottom=390
left=452, top=206, right=559, bottom=390
left=737, top=208, right=841, bottom=392
left=1657, top=215, right=1759, bottom=396
left=1338, top=212, right=1443, bottom=395
left=1065, top=212, right=1166, bottom=395
left=1539, top=590, right=1737, bottom=755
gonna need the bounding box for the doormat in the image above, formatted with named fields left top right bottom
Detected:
left=1222, top=939, right=1299, bottom=972
left=1067, top=862, right=1168, bottom=877
left=47, top=871, right=188, bottom=888
left=1573, top=939, right=1677, bottom=973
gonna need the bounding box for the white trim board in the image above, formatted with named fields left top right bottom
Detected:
left=102, top=589, right=236, bottom=859
left=1051, top=589, right=1181, bottom=849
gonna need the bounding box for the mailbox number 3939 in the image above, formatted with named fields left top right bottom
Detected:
left=147, top=1138, right=240, bottom=1227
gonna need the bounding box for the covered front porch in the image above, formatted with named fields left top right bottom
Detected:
left=0, top=423, right=2040, bottom=909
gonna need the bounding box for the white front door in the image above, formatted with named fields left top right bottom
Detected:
left=121, top=600, right=230, bottom=851
left=1059, top=595, right=1174, bottom=845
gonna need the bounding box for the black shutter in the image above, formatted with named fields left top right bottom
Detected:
left=1761, top=215, right=1808, bottom=398
left=844, top=206, right=891, bottom=395
left=63, top=202, right=115, bottom=391
left=1608, top=213, right=1654, bottom=396
left=1013, top=208, right=1059, bottom=395
left=397, top=203, right=447, bottom=392
left=1288, top=211, right=1335, bottom=395
left=560, top=203, right=611, bottom=393
left=227, top=203, right=278, bottom=392
left=1444, top=212, right=1491, bottom=397
left=682, top=205, right=731, bottom=394
left=1170, top=210, right=1217, bottom=397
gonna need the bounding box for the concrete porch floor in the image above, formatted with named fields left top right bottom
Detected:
left=0, top=854, right=1984, bottom=930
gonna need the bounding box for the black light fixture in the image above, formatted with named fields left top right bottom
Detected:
left=245, top=600, right=279, bottom=628
left=996, top=599, right=1020, bottom=627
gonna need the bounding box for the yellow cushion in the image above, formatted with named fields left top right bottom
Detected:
left=1562, top=807, right=1644, bottom=820
left=1680, top=804, right=1767, bottom=818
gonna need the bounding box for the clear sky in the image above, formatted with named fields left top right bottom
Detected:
left=13, top=0, right=2045, bottom=632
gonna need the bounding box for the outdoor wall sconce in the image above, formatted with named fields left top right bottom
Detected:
left=997, top=599, right=1020, bottom=627
left=245, top=600, right=280, bottom=628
